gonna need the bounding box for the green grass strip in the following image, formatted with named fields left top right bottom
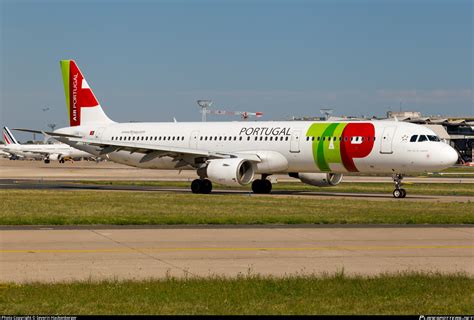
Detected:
left=1, top=272, right=472, bottom=315
left=1, top=189, right=472, bottom=225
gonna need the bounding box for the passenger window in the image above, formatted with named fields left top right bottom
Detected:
left=311, top=137, right=315, bottom=141
left=418, top=135, right=428, bottom=142
left=410, top=135, right=418, bottom=142
left=285, top=137, right=289, bottom=141
left=306, top=137, right=309, bottom=141
left=239, top=137, right=242, bottom=141
left=247, top=137, right=250, bottom=141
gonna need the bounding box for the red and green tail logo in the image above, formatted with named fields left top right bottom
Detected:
left=60, top=60, right=99, bottom=126
left=306, top=123, right=375, bottom=172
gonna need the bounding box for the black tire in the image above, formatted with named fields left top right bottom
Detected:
left=201, top=179, right=213, bottom=194
left=252, top=179, right=262, bottom=194
left=400, top=188, right=406, bottom=198
left=393, top=189, right=402, bottom=198
left=262, top=179, right=272, bottom=194
left=44, top=159, right=50, bottom=164
left=191, top=179, right=202, bottom=194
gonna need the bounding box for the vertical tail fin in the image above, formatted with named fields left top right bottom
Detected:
left=3, top=127, right=19, bottom=145
left=60, top=60, right=114, bottom=127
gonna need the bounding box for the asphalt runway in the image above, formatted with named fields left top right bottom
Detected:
left=1, top=179, right=473, bottom=203
left=1, top=226, right=473, bottom=283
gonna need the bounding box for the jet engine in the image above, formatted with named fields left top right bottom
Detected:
left=206, top=158, right=255, bottom=186
left=48, top=153, right=62, bottom=161
left=289, top=172, right=343, bottom=187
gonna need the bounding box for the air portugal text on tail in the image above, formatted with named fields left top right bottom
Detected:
left=37, top=59, right=458, bottom=199
left=60, top=60, right=113, bottom=127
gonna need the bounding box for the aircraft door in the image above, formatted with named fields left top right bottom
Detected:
left=380, top=126, right=396, bottom=154
left=290, top=129, right=301, bottom=153
left=189, top=130, right=200, bottom=149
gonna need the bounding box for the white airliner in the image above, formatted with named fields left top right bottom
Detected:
left=16, top=60, right=458, bottom=198
left=2, top=126, right=91, bottom=163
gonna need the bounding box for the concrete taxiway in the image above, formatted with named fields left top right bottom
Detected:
left=1, top=226, right=473, bottom=283
left=1, top=158, right=473, bottom=183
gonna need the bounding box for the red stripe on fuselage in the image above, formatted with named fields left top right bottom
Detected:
left=340, top=123, right=375, bottom=172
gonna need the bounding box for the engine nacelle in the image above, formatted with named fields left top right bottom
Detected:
left=48, top=153, right=62, bottom=161
left=206, top=158, right=255, bottom=186
left=290, top=172, right=343, bottom=187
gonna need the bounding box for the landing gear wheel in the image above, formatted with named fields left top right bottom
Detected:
left=399, top=188, right=406, bottom=198
left=201, top=179, right=213, bottom=194
left=191, top=179, right=213, bottom=194
left=263, top=179, right=272, bottom=194
left=392, top=174, right=406, bottom=199
left=44, top=159, right=50, bottom=164
left=191, top=179, right=202, bottom=194
left=251, top=179, right=272, bottom=194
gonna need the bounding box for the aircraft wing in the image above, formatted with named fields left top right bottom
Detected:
left=65, top=137, right=262, bottom=167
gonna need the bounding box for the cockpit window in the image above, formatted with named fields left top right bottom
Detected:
left=418, top=135, right=428, bottom=142
left=427, top=135, right=440, bottom=142
left=410, top=135, right=418, bottom=142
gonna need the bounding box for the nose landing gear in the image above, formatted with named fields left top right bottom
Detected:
left=392, top=174, right=406, bottom=198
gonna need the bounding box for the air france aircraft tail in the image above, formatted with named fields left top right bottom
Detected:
left=60, top=60, right=114, bottom=127
left=3, top=127, right=19, bottom=145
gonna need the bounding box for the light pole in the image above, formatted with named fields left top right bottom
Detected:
left=197, top=100, right=213, bottom=122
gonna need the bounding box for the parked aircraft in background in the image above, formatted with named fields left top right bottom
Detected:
left=2, top=126, right=91, bottom=163
left=15, top=60, right=458, bottom=197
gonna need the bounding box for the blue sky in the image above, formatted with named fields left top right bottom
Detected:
left=1, top=0, right=472, bottom=141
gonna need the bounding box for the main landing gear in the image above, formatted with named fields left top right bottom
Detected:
left=191, top=178, right=213, bottom=194
left=392, top=173, right=406, bottom=198
left=251, top=177, right=272, bottom=194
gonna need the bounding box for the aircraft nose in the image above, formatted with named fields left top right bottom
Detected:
left=441, top=144, right=458, bottom=166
